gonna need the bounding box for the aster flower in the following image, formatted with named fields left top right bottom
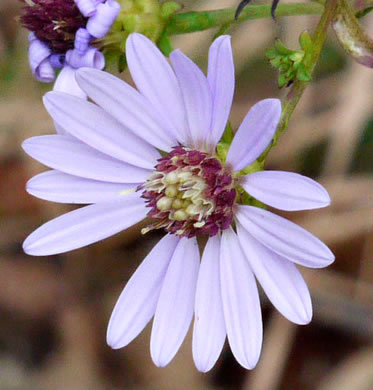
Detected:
left=22, top=33, right=334, bottom=371
left=20, top=0, right=120, bottom=97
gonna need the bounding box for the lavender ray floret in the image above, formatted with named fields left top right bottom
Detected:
left=86, top=0, right=120, bottom=39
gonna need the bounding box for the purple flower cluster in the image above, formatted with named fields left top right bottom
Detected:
left=21, top=0, right=120, bottom=95
left=21, top=0, right=86, bottom=53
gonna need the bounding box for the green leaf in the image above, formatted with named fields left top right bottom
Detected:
left=296, top=63, right=312, bottom=81
left=216, top=122, right=234, bottom=163
left=221, top=121, right=234, bottom=144
left=160, top=1, right=182, bottom=19
left=118, top=54, right=127, bottom=72
left=289, top=52, right=304, bottom=62
left=278, top=73, right=288, bottom=87
left=239, top=188, right=265, bottom=208
left=270, top=57, right=282, bottom=67
left=266, top=48, right=277, bottom=59
left=299, top=31, right=313, bottom=51
left=275, top=39, right=293, bottom=55
left=104, top=49, right=126, bottom=72
left=238, top=159, right=264, bottom=176
left=216, top=142, right=229, bottom=163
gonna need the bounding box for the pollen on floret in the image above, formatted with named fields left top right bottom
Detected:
left=140, top=146, right=236, bottom=238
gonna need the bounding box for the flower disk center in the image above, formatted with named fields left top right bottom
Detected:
left=141, top=147, right=236, bottom=238
left=20, top=0, right=87, bottom=53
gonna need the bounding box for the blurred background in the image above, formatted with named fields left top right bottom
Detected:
left=1, top=0, right=373, bottom=389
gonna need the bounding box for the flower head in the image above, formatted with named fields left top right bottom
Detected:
left=22, top=33, right=334, bottom=371
left=20, top=0, right=120, bottom=95
left=141, top=146, right=236, bottom=237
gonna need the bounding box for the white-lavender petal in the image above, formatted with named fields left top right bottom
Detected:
left=23, top=192, right=147, bottom=256
left=170, top=49, right=213, bottom=149
left=237, top=225, right=312, bottom=324
left=53, top=121, right=68, bottom=135
left=76, top=68, right=177, bottom=151
left=27, top=170, right=137, bottom=204
left=193, top=235, right=226, bottom=373
left=126, top=33, right=188, bottom=144
left=241, top=171, right=331, bottom=211
left=53, top=66, right=87, bottom=99
left=44, top=92, right=160, bottom=169
left=206, top=35, right=235, bottom=151
left=235, top=205, right=335, bottom=268
left=151, top=237, right=200, bottom=367
left=22, top=135, right=151, bottom=183
left=107, top=234, right=180, bottom=349
left=220, top=228, right=262, bottom=369
left=226, top=99, right=281, bottom=171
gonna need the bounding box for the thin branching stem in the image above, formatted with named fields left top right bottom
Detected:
left=165, top=3, right=325, bottom=35
left=258, top=0, right=338, bottom=162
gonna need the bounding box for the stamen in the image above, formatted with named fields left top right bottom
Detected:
left=165, top=185, right=178, bottom=198
left=156, top=197, right=173, bottom=211
left=173, top=210, right=187, bottom=221
left=172, top=199, right=183, bottom=209
left=165, top=171, right=178, bottom=184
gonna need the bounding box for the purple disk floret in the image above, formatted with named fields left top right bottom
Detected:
left=141, top=147, right=236, bottom=238
left=20, top=0, right=86, bottom=53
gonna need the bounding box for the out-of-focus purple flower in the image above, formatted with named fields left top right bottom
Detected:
left=74, top=28, right=92, bottom=55
left=86, top=0, right=121, bottom=38
left=22, top=33, right=335, bottom=372
left=20, top=0, right=120, bottom=96
left=28, top=33, right=55, bottom=82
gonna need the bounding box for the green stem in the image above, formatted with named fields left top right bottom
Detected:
left=258, top=0, right=338, bottom=162
left=165, top=3, right=325, bottom=35
left=158, top=33, right=174, bottom=56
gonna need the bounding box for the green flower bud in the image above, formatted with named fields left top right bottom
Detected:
left=102, top=0, right=181, bottom=70
left=266, top=35, right=314, bottom=88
